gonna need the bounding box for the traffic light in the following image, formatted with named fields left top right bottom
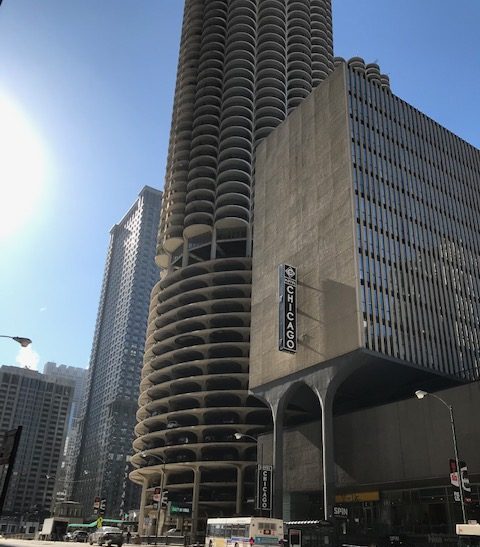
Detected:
left=99, top=498, right=107, bottom=515
left=161, top=490, right=168, bottom=508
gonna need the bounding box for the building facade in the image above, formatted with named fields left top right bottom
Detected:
left=249, top=57, right=480, bottom=524
left=0, top=366, right=73, bottom=526
left=261, top=382, right=480, bottom=542
left=130, top=0, right=335, bottom=536
left=73, top=186, right=162, bottom=518
left=43, top=362, right=87, bottom=503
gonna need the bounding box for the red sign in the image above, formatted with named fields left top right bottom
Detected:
left=449, top=459, right=472, bottom=503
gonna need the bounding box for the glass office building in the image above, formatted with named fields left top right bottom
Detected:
left=73, top=186, right=162, bottom=518
left=348, top=59, right=480, bottom=379
left=249, top=56, right=480, bottom=539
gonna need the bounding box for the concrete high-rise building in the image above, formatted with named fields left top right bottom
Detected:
left=0, top=366, right=73, bottom=527
left=249, top=57, right=480, bottom=523
left=73, top=186, right=162, bottom=518
left=130, top=0, right=334, bottom=535
left=43, top=362, right=87, bottom=502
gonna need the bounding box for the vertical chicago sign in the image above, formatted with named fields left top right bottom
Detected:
left=279, top=264, right=297, bottom=353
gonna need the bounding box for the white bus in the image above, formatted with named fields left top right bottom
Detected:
left=205, top=517, right=284, bottom=547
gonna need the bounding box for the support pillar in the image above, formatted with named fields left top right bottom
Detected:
left=236, top=466, right=244, bottom=515
left=272, top=405, right=284, bottom=519
left=157, top=471, right=168, bottom=536
left=138, top=476, right=149, bottom=536
left=191, top=468, right=201, bottom=541
left=210, top=229, right=217, bottom=260
left=319, top=388, right=335, bottom=522
left=182, top=238, right=189, bottom=267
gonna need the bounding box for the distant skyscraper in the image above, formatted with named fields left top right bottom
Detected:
left=43, top=362, right=87, bottom=503
left=130, top=0, right=334, bottom=536
left=73, top=186, right=162, bottom=518
left=0, top=366, right=73, bottom=523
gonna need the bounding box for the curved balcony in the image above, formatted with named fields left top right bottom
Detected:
left=133, top=0, right=335, bottom=521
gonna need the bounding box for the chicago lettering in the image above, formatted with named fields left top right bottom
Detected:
left=279, top=264, right=297, bottom=353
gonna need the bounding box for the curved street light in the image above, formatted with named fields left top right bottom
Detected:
left=415, top=390, right=467, bottom=524
left=233, top=432, right=272, bottom=516
left=140, top=452, right=166, bottom=537
left=0, top=335, right=32, bottom=347
left=234, top=433, right=257, bottom=443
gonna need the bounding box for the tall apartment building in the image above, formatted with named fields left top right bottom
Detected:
left=73, top=186, right=162, bottom=518
left=130, top=0, right=335, bottom=535
left=249, top=57, right=480, bottom=519
left=0, top=366, right=73, bottom=522
left=43, top=362, right=87, bottom=502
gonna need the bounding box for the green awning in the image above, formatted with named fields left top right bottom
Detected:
left=67, top=522, right=97, bottom=528
left=67, top=519, right=133, bottom=528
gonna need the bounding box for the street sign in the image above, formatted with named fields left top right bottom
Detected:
left=278, top=264, right=297, bottom=353
left=450, top=459, right=472, bottom=503
left=96, top=517, right=103, bottom=528
left=256, top=464, right=273, bottom=511
left=333, top=506, right=349, bottom=519
left=169, top=503, right=191, bottom=515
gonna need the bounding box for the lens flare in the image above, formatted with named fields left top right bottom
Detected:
left=16, top=345, right=40, bottom=370
left=0, top=92, right=49, bottom=241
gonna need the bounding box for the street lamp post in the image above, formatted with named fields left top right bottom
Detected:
left=415, top=390, right=467, bottom=524
left=0, top=335, right=32, bottom=347
left=140, top=452, right=166, bottom=538
left=234, top=433, right=270, bottom=517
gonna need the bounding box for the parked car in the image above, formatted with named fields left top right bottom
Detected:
left=72, top=530, right=90, bottom=542
left=89, top=526, right=123, bottom=546
left=66, top=530, right=88, bottom=542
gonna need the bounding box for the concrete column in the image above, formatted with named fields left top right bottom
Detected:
left=191, top=468, right=201, bottom=541
left=236, top=466, right=244, bottom=515
left=246, top=225, right=252, bottom=257
left=138, top=475, right=149, bottom=536
left=272, top=405, right=284, bottom=519
left=157, top=471, right=168, bottom=536
left=282, top=492, right=291, bottom=522
left=182, top=238, right=189, bottom=267
left=320, top=388, right=335, bottom=522
left=210, top=229, right=217, bottom=260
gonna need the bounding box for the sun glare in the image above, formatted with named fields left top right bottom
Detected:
left=0, top=92, right=49, bottom=241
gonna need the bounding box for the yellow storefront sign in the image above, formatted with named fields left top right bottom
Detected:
left=335, top=491, right=380, bottom=503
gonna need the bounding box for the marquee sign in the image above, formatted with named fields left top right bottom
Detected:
left=279, top=264, right=297, bottom=353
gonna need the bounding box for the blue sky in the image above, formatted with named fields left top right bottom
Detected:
left=0, top=1, right=478, bottom=371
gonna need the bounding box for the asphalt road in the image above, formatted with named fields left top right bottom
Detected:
left=0, top=541, right=92, bottom=547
